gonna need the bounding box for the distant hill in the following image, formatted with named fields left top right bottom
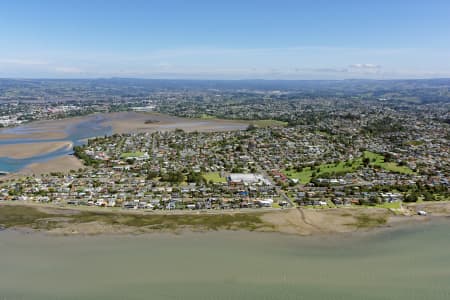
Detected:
left=1, top=78, right=449, bottom=103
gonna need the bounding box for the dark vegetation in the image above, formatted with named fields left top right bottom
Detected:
left=0, top=205, right=269, bottom=232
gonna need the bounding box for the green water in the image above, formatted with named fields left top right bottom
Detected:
left=1, top=219, right=450, bottom=300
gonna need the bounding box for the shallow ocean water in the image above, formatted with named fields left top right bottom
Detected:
left=0, top=218, right=449, bottom=300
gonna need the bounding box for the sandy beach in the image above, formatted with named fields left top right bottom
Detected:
left=0, top=141, right=73, bottom=159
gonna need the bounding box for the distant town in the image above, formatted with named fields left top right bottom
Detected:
left=0, top=79, right=448, bottom=213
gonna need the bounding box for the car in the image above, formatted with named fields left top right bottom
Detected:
left=123, top=203, right=137, bottom=209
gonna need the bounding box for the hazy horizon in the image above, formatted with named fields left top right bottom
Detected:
left=1, top=0, right=450, bottom=80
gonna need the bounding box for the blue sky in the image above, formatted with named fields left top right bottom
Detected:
left=1, top=0, right=450, bottom=79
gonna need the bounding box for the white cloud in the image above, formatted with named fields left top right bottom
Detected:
left=1, top=46, right=450, bottom=79
left=349, top=63, right=381, bottom=69
left=0, top=58, right=49, bottom=66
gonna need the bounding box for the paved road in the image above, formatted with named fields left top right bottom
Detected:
left=250, top=154, right=295, bottom=207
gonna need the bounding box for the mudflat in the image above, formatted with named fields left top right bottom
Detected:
left=1, top=201, right=448, bottom=236
left=18, top=155, right=84, bottom=175
left=0, top=141, right=72, bottom=159
left=104, top=111, right=249, bottom=134
left=0, top=112, right=248, bottom=142
left=0, top=131, right=67, bottom=140
left=0, top=117, right=85, bottom=140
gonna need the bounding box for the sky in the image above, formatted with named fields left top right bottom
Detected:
left=1, top=0, right=450, bottom=79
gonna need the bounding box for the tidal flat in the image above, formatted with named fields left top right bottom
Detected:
left=1, top=201, right=448, bottom=236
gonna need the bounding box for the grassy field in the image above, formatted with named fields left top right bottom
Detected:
left=375, top=201, right=402, bottom=209
left=364, top=151, right=414, bottom=174
left=120, top=151, right=145, bottom=159
left=203, top=172, right=227, bottom=183
left=363, top=151, right=383, bottom=163
left=284, top=159, right=363, bottom=184
left=199, top=114, right=217, bottom=120
left=284, top=151, right=413, bottom=184
left=381, top=162, right=414, bottom=174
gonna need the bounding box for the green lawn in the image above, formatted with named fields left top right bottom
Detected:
left=364, top=151, right=414, bottom=174
left=199, top=114, right=217, bottom=119
left=381, top=162, right=414, bottom=174
left=284, top=168, right=315, bottom=184
left=120, top=151, right=145, bottom=159
left=203, top=172, right=227, bottom=183
left=284, top=160, right=363, bottom=184
left=363, top=151, right=384, bottom=163
left=375, top=201, right=402, bottom=209
left=284, top=151, right=414, bottom=184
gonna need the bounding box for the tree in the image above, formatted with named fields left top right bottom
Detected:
left=246, top=124, right=257, bottom=131
left=422, top=191, right=435, bottom=202
left=187, top=171, right=203, bottom=184
left=146, top=170, right=158, bottom=180
left=174, top=128, right=184, bottom=134
left=404, top=192, right=419, bottom=203
left=160, top=171, right=184, bottom=184
left=363, top=157, right=371, bottom=167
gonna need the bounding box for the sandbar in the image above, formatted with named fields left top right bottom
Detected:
left=18, top=155, right=84, bottom=176
left=0, top=141, right=73, bottom=159
left=0, top=131, right=67, bottom=140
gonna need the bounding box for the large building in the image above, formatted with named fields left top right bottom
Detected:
left=227, top=173, right=272, bottom=186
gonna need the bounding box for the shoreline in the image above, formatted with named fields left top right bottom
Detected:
left=1, top=201, right=448, bottom=237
